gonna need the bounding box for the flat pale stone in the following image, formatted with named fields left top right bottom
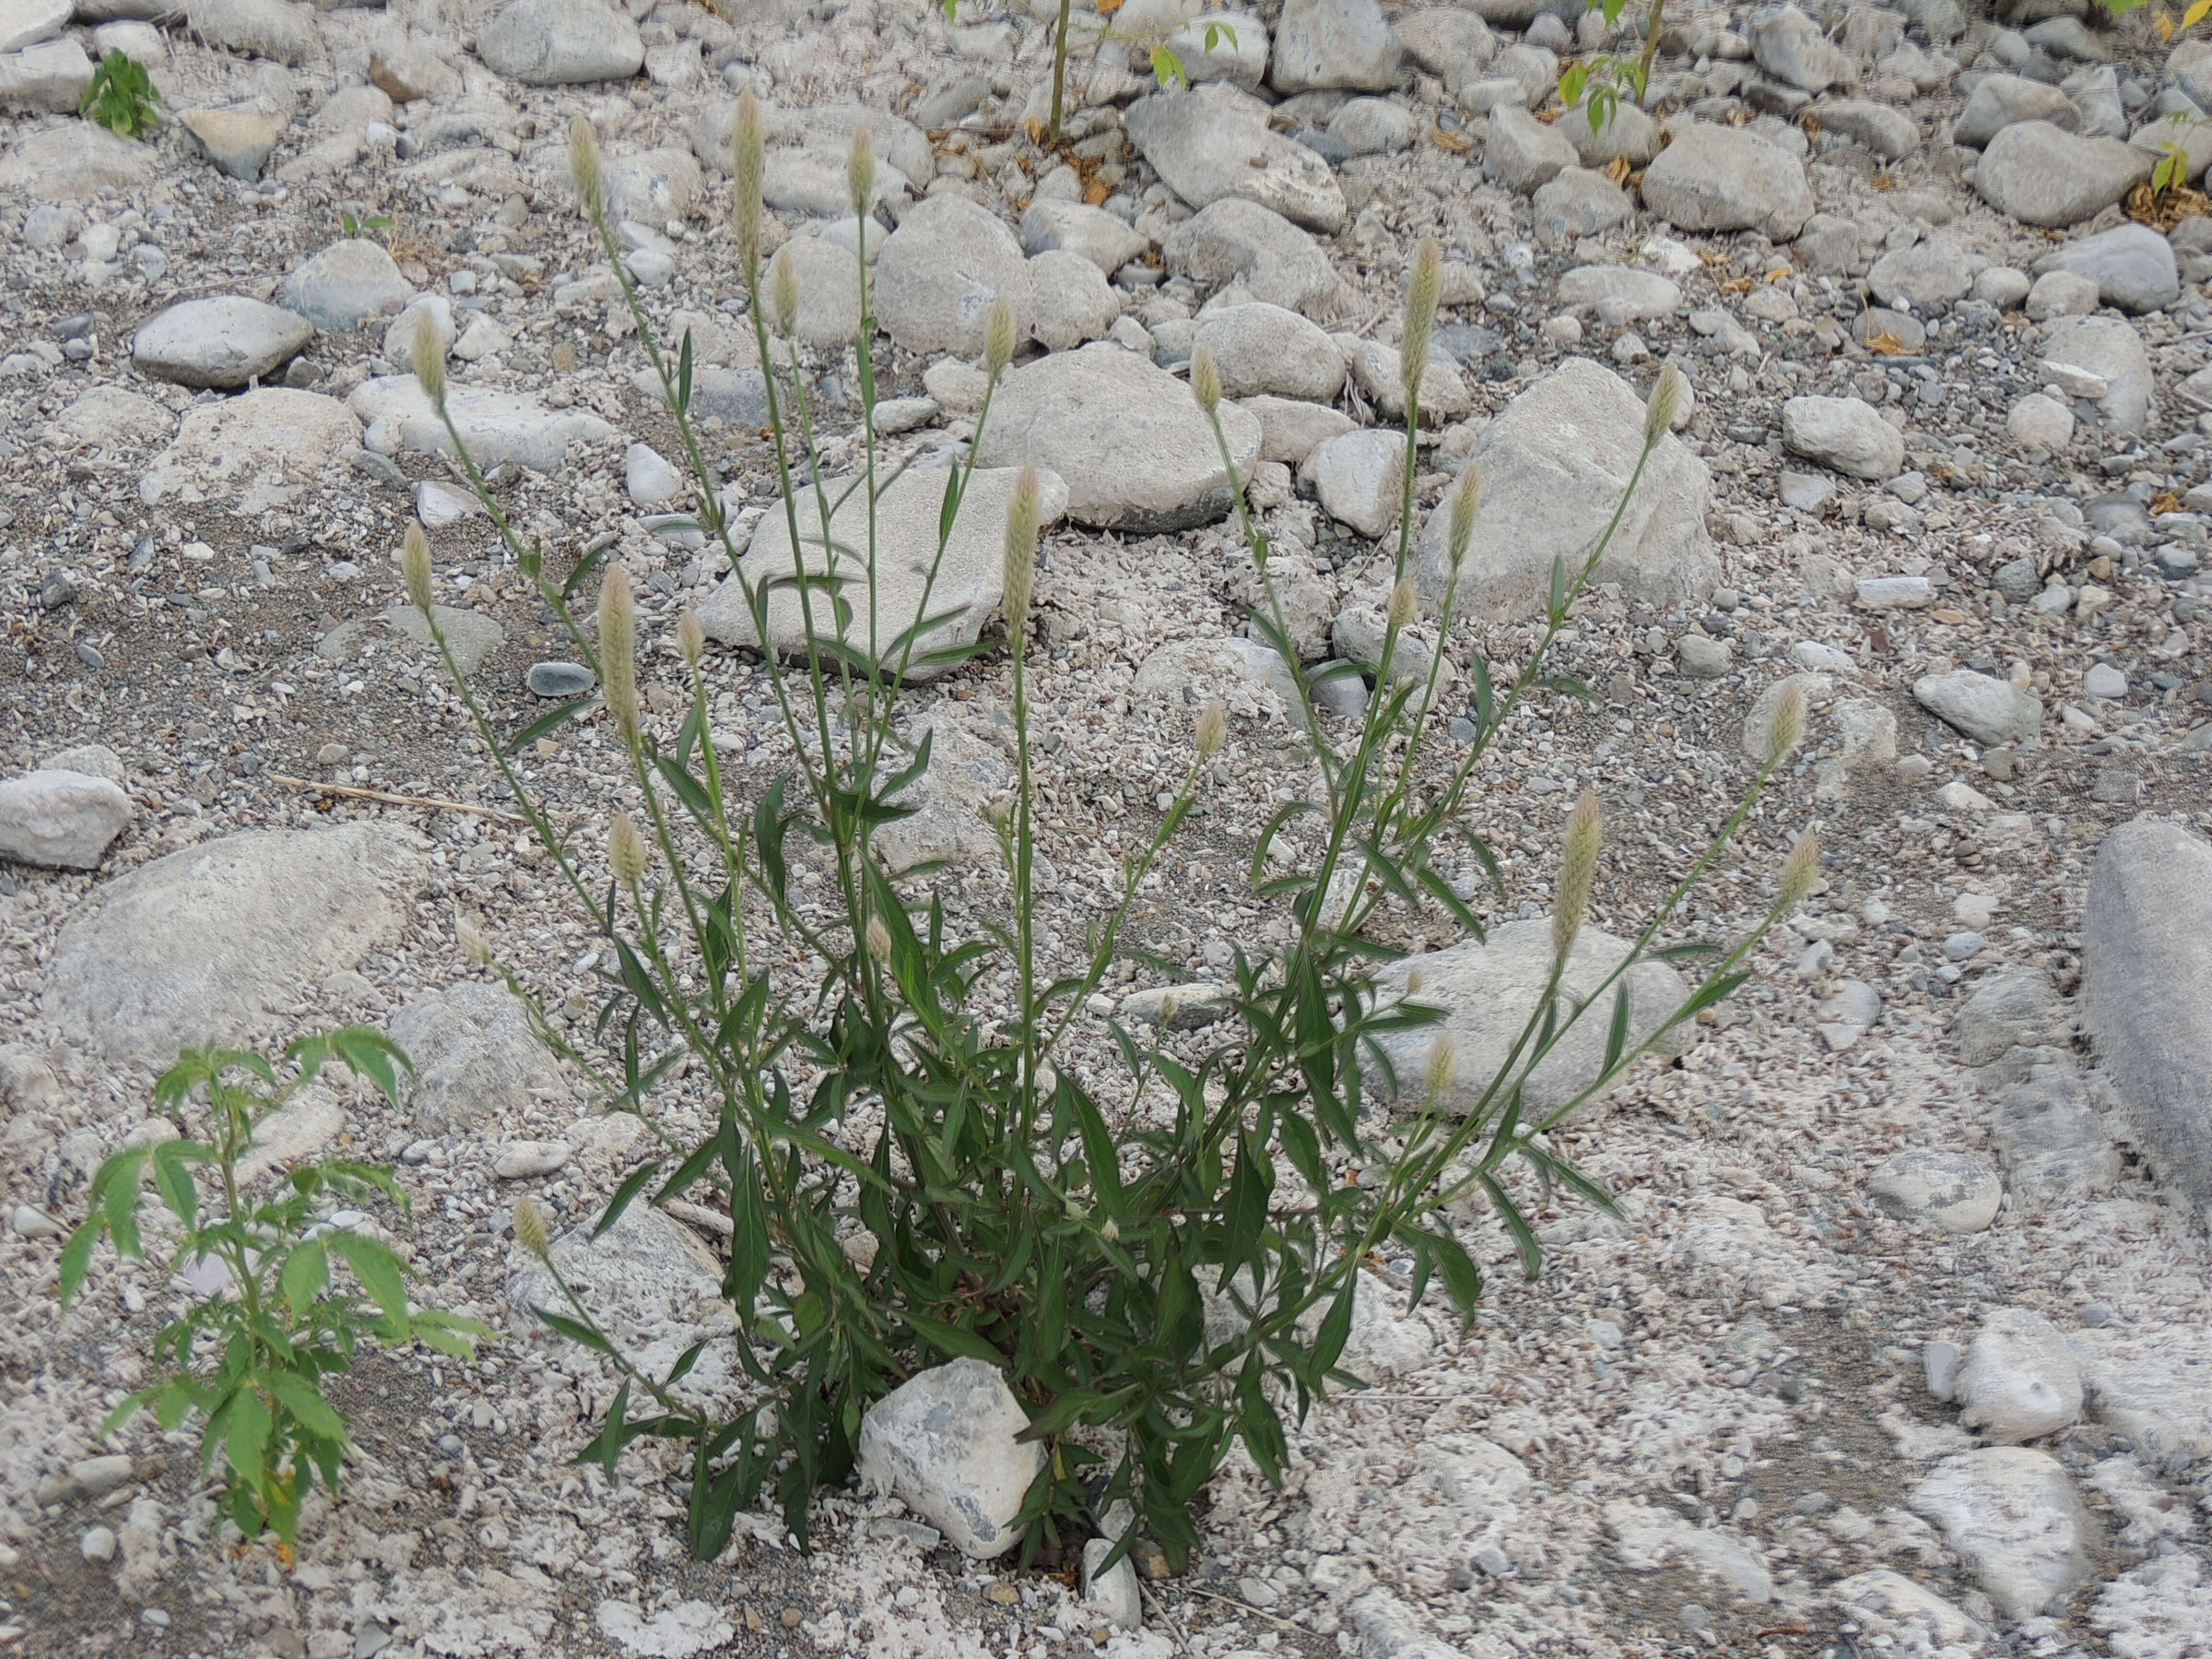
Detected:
left=43, top=824, right=428, bottom=1067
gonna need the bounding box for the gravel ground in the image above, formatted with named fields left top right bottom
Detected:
left=2, top=0, right=2211, bottom=1656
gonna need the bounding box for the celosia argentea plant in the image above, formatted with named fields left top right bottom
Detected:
left=395, top=97, right=1825, bottom=1573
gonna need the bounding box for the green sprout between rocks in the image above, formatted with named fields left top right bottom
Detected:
left=81, top=51, right=161, bottom=143
left=59, top=1031, right=492, bottom=1547
left=393, top=96, right=1822, bottom=1576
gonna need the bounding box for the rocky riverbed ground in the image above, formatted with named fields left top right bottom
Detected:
left=2, top=0, right=2212, bottom=1656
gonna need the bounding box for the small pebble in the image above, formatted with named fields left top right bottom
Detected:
left=526, top=661, right=596, bottom=697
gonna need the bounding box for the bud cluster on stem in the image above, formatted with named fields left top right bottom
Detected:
left=1400, top=240, right=1443, bottom=415
left=568, top=116, right=605, bottom=223
left=1002, top=466, right=1042, bottom=642
left=599, top=565, right=639, bottom=744
left=399, top=521, right=433, bottom=614
left=731, top=91, right=765, bottom=276
left=1553, top=790, right=1603, bottom=964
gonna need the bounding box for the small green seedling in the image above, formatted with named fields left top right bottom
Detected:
left=59, top=1031, right=491, bottom=1548
left=82, top=51, right=161, bottom=143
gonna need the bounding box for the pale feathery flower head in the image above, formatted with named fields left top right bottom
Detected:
left=1552, top=789, right=1603, bottom=963
left=1423, top=1030, right=1457, bottom=1103
left=398, top=520, right=433, bottom=613
left=1645, top=361, right=1689, bottom=447
left=456, top=915, right=494, bottom=966
left=731, top=90, right=766, bottom=275
left=513, top=1196, right=551, bottom=1260
left=1400, top=238, right=1443, bottom=415
left=866, top=914, right=892, bottom=962
left=770, top=244, right=799, bottom=339
left=847, top=123, right=875, bottom=220
left=568, top=114, right=605, bottom=224
left=1779, top=828, right=1823, bottom=910
left=983, top=295, right=1017, bottom=381
left=1447, top=464, right=1479, bottom=570
left=1190, top=343, right=1221, bottom=416
left=598, top=564, right=639, bottom=744
left=1194, top=699, right=1227, bottom=759
left=1002, top=465, right=1042, bottom=639
left=1388, top=576, right=1419, bottom=630
left=411, top=309, right=446, bottom=411
left=675, top=608, right=705, bottom=670
left=1763, top=677, right=1808, bottom=770
left=609, top=812, right=648, bottom=887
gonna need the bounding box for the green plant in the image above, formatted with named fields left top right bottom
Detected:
left=58, top=1031, right=492, bottom=1547
left=81, top=50, right=161, bottom=143
left=341, top=211, right=395, bottom=239
left=1560, top=0, right=1668, bottom=134
left=395, top=99, right=1822, bottom=1574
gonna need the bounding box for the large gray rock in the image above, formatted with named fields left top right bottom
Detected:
left=1414, top=357, right=1718, bottom=619
left=509, top=1202, right=735, bottom=1387
left=1020, top=199, right=1148, bottom=275
left=872, top=193, right=1036, bottom=358
left=349, top=376, right=616, bottom=473
left=132, top=296, right=314, bottom=389
left=1991, top=1059, right=2119, bottom=1210
left=0, top=121, right=156, bottom=200
left=1812, top=99, right=1918, bottom=161
left=1125, top=82, right=1347, bottom=233
left=1780, top=395, right=1905, bottom=480
left=1973, top=121, right=2150, bottom=228
left=870, top=717, right=1016, bottom=876
left=0, top=37, right=90, bottom=111
left=1908, top=1449, right=2095, bottom=1622
left=1954, top=967, right=2068, bottom=1065
left=1271, top=0, right=1402, bottom=93
left=2032, top=224, right=2179, bottom=313
left=1555, top=264, right=1682, bottom=325
left=1750, top=3, right=1856, bottom=92
left=184, top=0, right=315, bottom=65
left=140, top=387, right=363, bottom=511
left=1483, top=103, right=1577, bottom=192
left=1866, top=245, right=1973, bottom=312
left=282, top=239, right=415, bottom=331
left=1161, top=198, right=1344, bottom=315
left=2039, top=313, right=2153, bottom=434
left=1367, top=920, right=1695, bottom=1120
left=974, top=344, right=1261, bottom=532
left=696, top=465, right=1069, bottom=679
left=2082, top=820, right=2212, bottom=1222
left=479, top=0, right=644, bottom=85
left=1133, top=636, right=1307, bottom=730
left=1562, top=96, right=1660, bottom=166
left=1532, top=167, right=1637, bottom=239
left=0, top=0, right=68, bottom=52
left=1640, top=121, right=1813, bottom=240
left=43, top=824, right=428, bottom=1067
left=389, top=980, right=572, bottom=1134
left=857, top=1358, right=1045, bottom=1559
left=1192, top=301, right=1344, bottom=400
left=0, top=770, right=131, bottom=870
left=1305, top=430, right=1405, bottom=539
left=1954, top=74, right=2080, bottom=147
left=1865, top=1149, right=2002, bottom=1234
left=1027, top=249, right=1120, bottom=350
left=1395, top=8, right=1496, bottom=81
left=1912, top=670, right=2043, bottom=746
left=1954, top=1309, right=2084, bottom=1444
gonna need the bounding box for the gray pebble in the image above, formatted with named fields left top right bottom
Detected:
left=1943, top=931, right=1984, bottom=961
left=82, top=1525, right=117, bottom=1562
left=527, top=661, right=596, bottom=697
